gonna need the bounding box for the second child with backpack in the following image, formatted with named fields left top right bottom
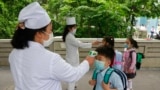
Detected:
left=101, top=36, right=123, bottom=71
left=123, top=37, right=139, bottom=90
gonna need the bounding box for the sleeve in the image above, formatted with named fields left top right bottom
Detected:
left=50, top=54, right=89, bottom=83
left=68, top=34, right=92, bottom=48
left=130, top=52, right=136, bottom=70
left=110, top=72, right=123, bottom=90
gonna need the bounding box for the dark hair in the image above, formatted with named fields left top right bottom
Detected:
left=62, top=24, right=76, bottom=42
left=95, top=46, right=115, bottom=61
left=127, top=37, right=139, bottom=49
left=11, top=26, right=47, bottom=49
left=103, top=36, right=115, bottom=48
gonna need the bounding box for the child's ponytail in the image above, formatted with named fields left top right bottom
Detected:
left=128, top=37, right=139, bottom=49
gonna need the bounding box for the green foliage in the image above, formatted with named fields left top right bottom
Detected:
left=0, top=0, right=34, bottom=39
left=46, top=0, right=130, bottom=38
left=0, top=0, right=160, bottom=39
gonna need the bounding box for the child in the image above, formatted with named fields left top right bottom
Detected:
left=102, top=36, right=123, bottom=71
left=89, top=46, right=124, bottom=90
left=123, top=37, right=138, bottom=90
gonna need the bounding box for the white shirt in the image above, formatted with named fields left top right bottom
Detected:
left=9, top=41, right=89, bottom=90
left=65, top=32, right=92, bottom=66
left=140, top=26, right=146, bottom=31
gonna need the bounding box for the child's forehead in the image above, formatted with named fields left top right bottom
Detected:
left=96, top=54, right=111, bottom=61
left=96, top=54, right=105, bottom=58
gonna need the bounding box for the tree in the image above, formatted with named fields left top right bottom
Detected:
left=0, top=0, right=34, bottom=39
left=46, top=0, right=130, bottom=38
left=0, top=0, right=160, bottom=39
left=119, top=0, right=160, bottom=36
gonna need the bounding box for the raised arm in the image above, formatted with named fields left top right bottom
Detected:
left=51, top=54, right=94, bottom=82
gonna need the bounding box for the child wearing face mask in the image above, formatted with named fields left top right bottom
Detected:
left=123, top=37, right=138, bottom=90
left=102, top=36, right=123, bottom=71
left=89, top=46, right=124, bottom=90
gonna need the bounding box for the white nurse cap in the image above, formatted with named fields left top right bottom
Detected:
left=66, top=17, right=76, bottom=25
left=18, top=2, right=51, bottom=29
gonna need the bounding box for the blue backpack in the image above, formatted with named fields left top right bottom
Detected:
left=92, top=68, right=127, bottom=90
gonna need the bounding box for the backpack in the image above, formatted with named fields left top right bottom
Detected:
left=93, top=68, right=127, bottom=90
left=129, top=51, right=145, bottom=70
left=112, top=50, right=123, bottom=70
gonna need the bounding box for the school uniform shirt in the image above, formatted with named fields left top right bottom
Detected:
left=95, top=67, right=123, bottom=90
left=65, top=32, right=92, bottom=66
left=123, top=48, right=136, bottom=73
left=9, top=41, right=90, bottom=90
left=113, top=50, right=123, bottom=70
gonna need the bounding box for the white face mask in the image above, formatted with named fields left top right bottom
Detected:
left=43, top=33, right=54, bottom=47
left=71, top=29, right=77, bottom=35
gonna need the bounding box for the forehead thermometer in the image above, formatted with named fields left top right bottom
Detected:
left=89, top=51, right=98, bottom=57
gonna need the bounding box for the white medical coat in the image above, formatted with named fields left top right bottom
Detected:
left=65, top=32, right=92, bottom=66
left=9, top=41, right=89, bottom=90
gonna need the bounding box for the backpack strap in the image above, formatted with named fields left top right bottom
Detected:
left=92, top=69, right=98, bottom=80
left=129, top=50, right=137, bottom=66
left=103, top=68, right=114, bottom=84
left=129, top=50, right=136, bottom=60
left=103, top=68, right=128, bottom=90
left=92, top=69, right=99, bottom=90
left=114, top=69, right=128, bottom=90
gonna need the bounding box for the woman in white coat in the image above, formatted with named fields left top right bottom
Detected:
left=9, top=2, right=95, bottom=90
left=62, top=17, right=99, bottom=90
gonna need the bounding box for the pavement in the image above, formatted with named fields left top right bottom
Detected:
left=0, top=67, right=160, bottom=90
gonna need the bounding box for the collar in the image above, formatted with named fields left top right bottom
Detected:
left=28, top=41, right=44, bottom=48
left=101, top=66, right=110, bottom=76
left=69, top=32, right=75, bottom=36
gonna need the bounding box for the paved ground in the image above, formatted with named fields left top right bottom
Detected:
left=0, top=67, right=160, bottom=90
